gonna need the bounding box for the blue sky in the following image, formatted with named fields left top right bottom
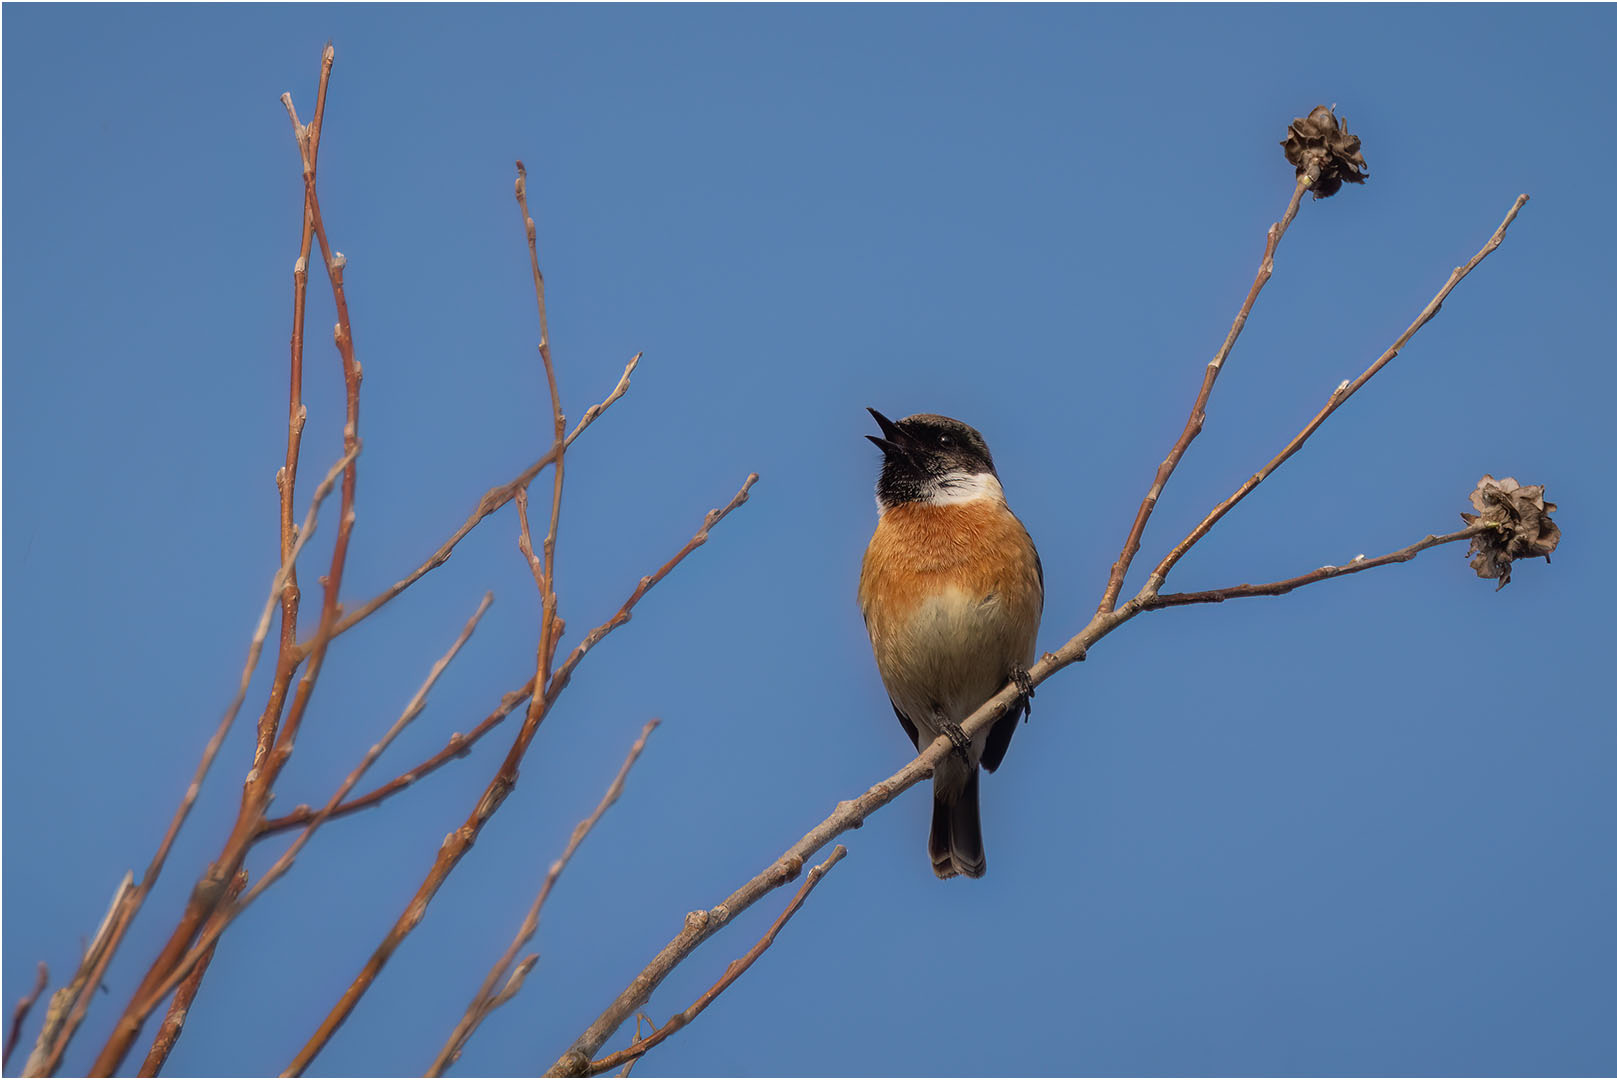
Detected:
left=3, top=5, right=1613, bottom=1077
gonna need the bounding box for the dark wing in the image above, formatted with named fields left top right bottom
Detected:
left=980, top=704, right=1020, bottom=773
left=985, top=531, right=1040, bottom=774
left=890, top=701, right=922, bottom=751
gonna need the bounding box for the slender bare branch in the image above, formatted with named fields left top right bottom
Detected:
left=287, top=475, right=757, bottom=1077
left=330, top=351, right=640, bottom=640
left=584, top=846, right=848, bottom=1077
left=5, top=963, right=48, bottom=1070
left=26, top=444, right=353, bottom=1079
left=258, top=40, right=334, bottom=772
left=1098, top=171, right=1315, bottom=614
left=257, top=679, right=534, bottom=838
left=513, top=160, right=570, bottom=690
left=428, top=719, right=660, bottom=1076
left=136, top=869, right=248, bottom=1077
left=1144, top=524, right=1491, bottom=608
left=1143, top=194, right=1530, bottom=594
left=125, top=594, right=495, bottom=1028
left=23, top=873, right=131, bottom=1077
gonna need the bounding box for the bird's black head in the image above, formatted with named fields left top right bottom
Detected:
left=866, top=409, right=1000, bottom=509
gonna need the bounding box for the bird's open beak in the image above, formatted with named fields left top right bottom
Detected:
left=866, top=407, right=907, bottom=455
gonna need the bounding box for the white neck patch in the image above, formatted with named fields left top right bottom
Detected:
left=927, top=470, right=1004, bottom=506
left=876, top=471, right=1005, bottom=515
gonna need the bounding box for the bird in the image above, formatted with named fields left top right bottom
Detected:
left=858, top=409, right=1043, bottom=879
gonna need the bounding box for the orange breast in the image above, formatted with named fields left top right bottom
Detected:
left=858, top=500, right=1043, bottom=722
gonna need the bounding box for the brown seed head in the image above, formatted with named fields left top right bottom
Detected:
left=1459, top=475, right=1560, bottom=590
left=1281, top=105, right=1369, bottom=199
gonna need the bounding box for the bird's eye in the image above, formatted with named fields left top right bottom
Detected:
left=937, top=433, right=954, bottom=448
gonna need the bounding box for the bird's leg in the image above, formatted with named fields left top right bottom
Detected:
left=1012, top=666, right=1035, bottom=723
left=934, top=707, right=973, bottom=765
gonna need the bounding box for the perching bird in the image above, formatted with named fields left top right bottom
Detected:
left=858, top=409, right=1043, bottom=878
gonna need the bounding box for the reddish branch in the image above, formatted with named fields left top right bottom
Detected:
left=328, top=350, right=639, bottom=641
left=137, top=869, right=247, bottom=1077
left=1144, top=194, right=1530, bottom=592
left=5, top=963, right=47, bottom=1070
left=22, top=446, right=352, bottom=1079
left=85, top=46, right=364, bottom=1076
left=584, top=847, right=848, bottom=1077
left=428, top=719, right=662, bottom=1076
left=123, top=594, right=495, bottom=1031
left=286, top=474, right=757, bottom=1076
left=1097, top=170, right=1315, bottom=615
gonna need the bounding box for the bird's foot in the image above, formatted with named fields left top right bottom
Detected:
left=940, top=721, right=973, bottom=764
left=1012, top=667, right=1035, bottom=723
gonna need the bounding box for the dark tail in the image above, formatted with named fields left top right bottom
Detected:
left=929, top=769, right=986, bottom=879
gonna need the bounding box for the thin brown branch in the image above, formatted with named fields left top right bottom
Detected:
left=1143, top=194, right=1530, bottom=594
left=514, top=160, right=569, bottom=691
left=1097, top=172, right=1314, bottom=615
left=136, top=869, right=248, bottom=1078
left=88, top=47, right=363, bottom=1075
left=544, top=591, right=1110, bottom=1077
left=428, top=719, right=660, bottom=1076
left=256, top=679, right=535, bottom=838
left=259, top=41, right=334, bottom=773
left=1144, top=524, right=1490, bottom=609
left=22, top=873, right=131, bottom=1077
left=584, top=846, right=848, bottom=1077
left=126, top=594, right=495, bottom=1029
left=5, top=963, right=48, bottom=1070
left=328, top=351, right=640, bottom=639
left=28, top=444, right=352, bottom=1079
left=287, top=475, right=757, bottom=1078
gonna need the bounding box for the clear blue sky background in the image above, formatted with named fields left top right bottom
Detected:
left=4, top=5, right=1613, bottom=1077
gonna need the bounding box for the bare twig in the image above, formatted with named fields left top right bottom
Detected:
left=257, top=679, right=535, bottom=837
left=23, top=873, right=131, bottom=1076
left=428, top=719, right=660, bottom=1076
left=88, top=47, right=366, bottom=1073
left=125, top=594, right=495, bottom=1029
left=258, top=41, right=335, bottom=773
left=5, top=963, right=48, bottom=1070
left=584, top=847, right=848, bottom=1077
left=27, top=445, right=353, bottom=1079
left=1144, top=524, right=1491, bottom=608
left=136, top=869, right=248, bottom=1077
left=514, top=160, right=569, bottom=690
left=1143, top=194, right=1530, bottom=594
left=287, top=475, right=757, bottom=1077
left=1098, top=171, right=1315, bottom=615
left=330, top=351, right=640, bottom=640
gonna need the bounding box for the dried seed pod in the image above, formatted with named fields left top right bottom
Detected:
left=1459, top=475, right=1560, bottom=590
left=1281, top=105, right=1369, bottom=198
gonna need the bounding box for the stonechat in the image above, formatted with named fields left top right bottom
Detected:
left=858, top=409, right=1043, bottom=879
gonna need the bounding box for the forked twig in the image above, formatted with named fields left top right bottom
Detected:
left=27, top=445, right=353, bottom=1079
left=5, top=963, right=48, bottom=1070
left=125, top=594, right=495, bottom=1027
left=1143, top=195, right=1530, bottom=593
left=287, top=475, right=757, bottom=1077
left=136, top=869, right=248, bottom=1077
left=583, top=847, right=848, bottom=1077
left=1098, top=171, right=1315, bottom=614
left=428, top=719, right=661, bottom=1076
